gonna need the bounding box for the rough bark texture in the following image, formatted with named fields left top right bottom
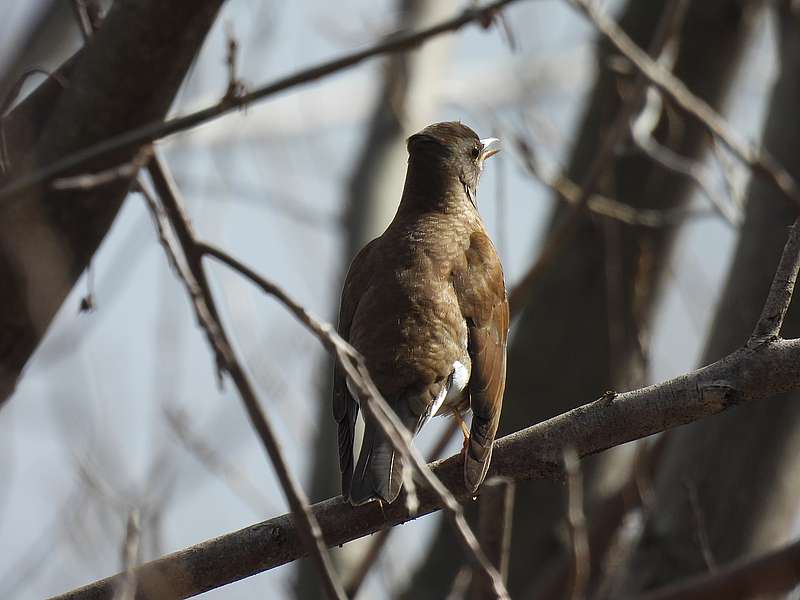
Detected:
left=401, top=2, right=755, bottom=597
left=614, top=9, right=800, bottom=594
left=297, top=0, right=456, bottom=597
left=0, top=0, right=225, bottom=403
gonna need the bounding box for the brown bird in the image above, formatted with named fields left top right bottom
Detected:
left=334, top=122, right=508, bottom=506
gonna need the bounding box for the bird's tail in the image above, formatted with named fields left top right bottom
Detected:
left=464, top=409, right=500, bottom=493
left=349, top=405, right=417, bottom=506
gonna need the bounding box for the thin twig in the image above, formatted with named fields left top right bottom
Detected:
left=630, top=123, right=740, bottom=226
left=163, top=407, right=275, bottom=514
left=513, top=135, right=716, bottom=229
left=564, top=447, right=589, bottom=600
left=53, top=146, right=153, bottom=190
left=685, top=481, right=716, bottom=572
left=567, top=0, right=800, bottom=209
left=468, top=477, right=515, bottom=600
left=140, top=165, right=346, bottom=600
left=113, top=510, right=141, bottom=600
left=0, top=0, right=522, bottom=202
left=749, top=219, right=800, bottom=343
left=198, top=242, right=509, bottom=599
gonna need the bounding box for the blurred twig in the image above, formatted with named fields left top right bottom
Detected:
left=468, top=477, right=515, bottom=600
left=567, top=0, right=800, bottom=208
left=113, top=510, right=141, bottom=600
left=163, top=406, right=276, bottom=515
left=564, top=447, right=589, bottom=600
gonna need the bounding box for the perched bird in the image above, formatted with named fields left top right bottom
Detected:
left=334, top=122, right=509, bottom=506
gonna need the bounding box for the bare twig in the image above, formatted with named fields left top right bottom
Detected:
left=685, top=481, right=716, bottom=572
left=197, top=242, right=509, bottom=599
left=163, top=407, right=275, bottom=514
left=0, top=0, right=523, bottom=202
left=113, top=510, right=141, bottom=600
left=140, top=163, right=346, bottom=600
left=513, top=135, right=716, bottom=229
left=71, top=0, right=95, bottom=40
left=468, top=477, right=515, bottom=600
left=749, top=219, right=800, bottom=343
left=53, top=146, right=153, bottom=190
left=630, top=123, right=740, bottom=226
left=564, top=447, right=590, bottom=600
left=567, top=0, right=800, bottom=209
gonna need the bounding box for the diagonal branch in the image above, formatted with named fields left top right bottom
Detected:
left=52, top=335, right=800, bottom=600
left=566, top=0, right=800, bottom=208
left=140, top=162, right=346, bottom=600
left=54, top=222, right=800, bottom=600
left=0, top=0, right=522, bottom=203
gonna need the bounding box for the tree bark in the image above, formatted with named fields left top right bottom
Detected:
left=401, top=2, right=758, bottom=598
left=0, top=0, right=224, bottom=403
left=614, top=7, right=800, bottom=594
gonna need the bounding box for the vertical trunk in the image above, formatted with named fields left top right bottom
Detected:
left=401, top=2, right=757, bottom=598
left=615, top=8, right=800, bottom=594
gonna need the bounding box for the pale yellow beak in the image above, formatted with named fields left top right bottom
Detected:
left=479, top=137, right=501, bottom=161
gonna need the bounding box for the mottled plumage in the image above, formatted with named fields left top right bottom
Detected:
left=334, top=122, right=508, bottom=505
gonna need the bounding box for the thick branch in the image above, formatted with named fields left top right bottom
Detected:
left=53, top=336, right=800, bottom=600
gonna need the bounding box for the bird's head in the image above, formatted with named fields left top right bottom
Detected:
left=406, top=122, right=500, bottom=205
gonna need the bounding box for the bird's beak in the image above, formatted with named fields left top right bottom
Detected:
left=479, top=137, right=501, bottom=162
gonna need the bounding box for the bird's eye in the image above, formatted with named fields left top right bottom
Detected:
left=471, top=145, right=481, bottom=160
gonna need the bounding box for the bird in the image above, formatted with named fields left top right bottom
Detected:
left=334, top=121, right=509, bottom=506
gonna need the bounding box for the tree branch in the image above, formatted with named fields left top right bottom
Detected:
left=566, top=0, right=800, bottom=208
left=52, top=334, right=800, bottom=599
left=750, top=219, right=800, bottom=343
left=0, top=0, right=522, bottom=203
left=53, top=176, right=800, bottom=599
left=140, top=162, right=346, bottom=600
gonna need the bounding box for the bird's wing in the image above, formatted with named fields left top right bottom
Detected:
left=454, top=231, right=509, bottom=493
left=334, top=238, right=378, bottom=497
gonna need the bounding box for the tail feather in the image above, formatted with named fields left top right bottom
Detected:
left=464, top=410, right=499, bottom=493
left=349, top=423, right=404, bottom=505
left=349, top=403, right=418, bottom=506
